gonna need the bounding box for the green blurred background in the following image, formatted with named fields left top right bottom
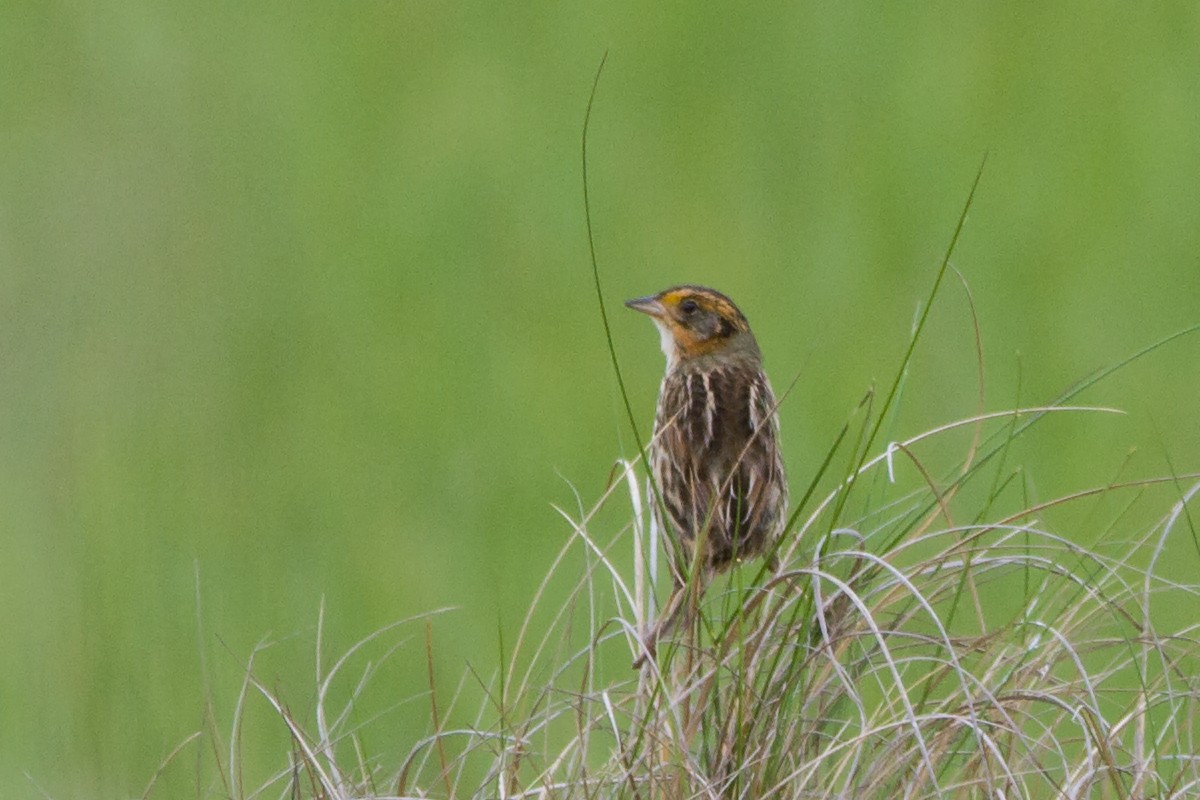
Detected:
left=2, top=2, right=1199, bottom=796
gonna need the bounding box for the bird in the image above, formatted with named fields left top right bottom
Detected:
left=625, top=285, right=788, bottom=667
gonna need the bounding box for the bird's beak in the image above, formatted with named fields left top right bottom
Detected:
left=624, top=295, right=666, bottom=318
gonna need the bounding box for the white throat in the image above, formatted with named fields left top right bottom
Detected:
left=652, top=319, right=678, bottom=370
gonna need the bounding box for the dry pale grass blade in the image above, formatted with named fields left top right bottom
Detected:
left=137, top=731, right=203, bottom=800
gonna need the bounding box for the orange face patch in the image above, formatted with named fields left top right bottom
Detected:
left=660, top=316, right=725, bottom=357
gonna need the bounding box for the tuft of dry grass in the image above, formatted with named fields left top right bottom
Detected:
left=147, top=394, right=1200, bottom=799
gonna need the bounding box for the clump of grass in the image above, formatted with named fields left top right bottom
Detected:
left=148, top=384, right=1200, bottom=799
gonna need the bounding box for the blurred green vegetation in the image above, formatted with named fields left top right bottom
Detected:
left=2, top=2, right=1198, bottom=796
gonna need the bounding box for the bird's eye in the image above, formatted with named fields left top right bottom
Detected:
left=680, top=299, right=699, bottom=315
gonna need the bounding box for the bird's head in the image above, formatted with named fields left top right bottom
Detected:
left=625, top=285, right=758, bottom=367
